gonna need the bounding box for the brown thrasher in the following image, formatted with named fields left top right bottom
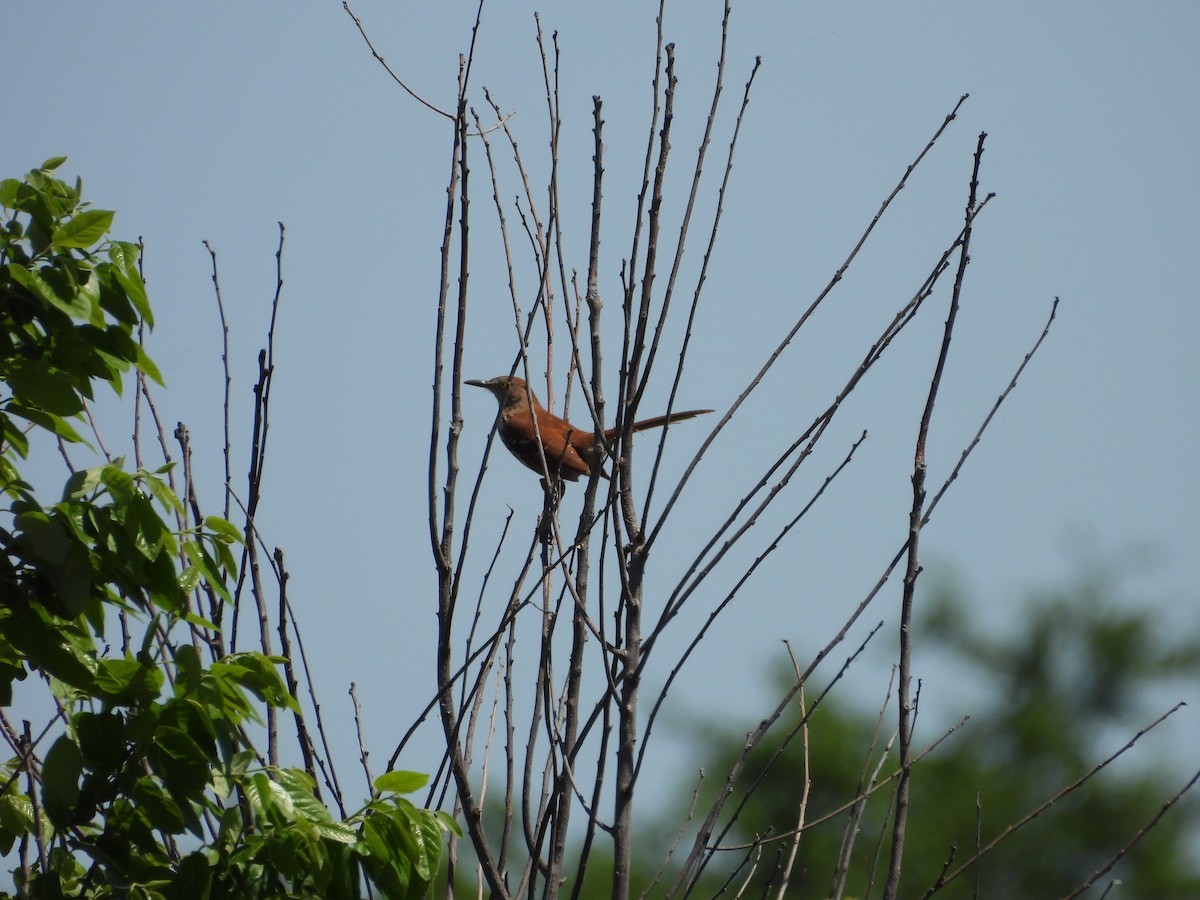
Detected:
left=467, top=375, right=711, bottom=482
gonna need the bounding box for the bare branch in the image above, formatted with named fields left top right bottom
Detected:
left=342, top=1, right=456, bottom=121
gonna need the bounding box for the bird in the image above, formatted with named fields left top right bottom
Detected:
left=466, top=375, right=712, bottom=482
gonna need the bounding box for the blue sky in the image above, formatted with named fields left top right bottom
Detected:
left=5, top=1, right=1198, bottom=824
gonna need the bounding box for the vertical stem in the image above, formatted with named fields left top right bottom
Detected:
left=559, top=99, right=610, bottom=900
left=274, top=549, right=320, bottom=797
left=22, top=722, right=46, bottom=879
left=883, top=131, right=987, bottom=900
left=610, top=36, right=685, bottom=899
left=611, top=45, right=675, bottom=900
left=611, top=557, right=643, bottom=900
left=433, top=45, right=509, bottom=894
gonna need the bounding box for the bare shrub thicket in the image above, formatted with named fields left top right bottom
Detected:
left=341, top=4, right=1189, bottom=898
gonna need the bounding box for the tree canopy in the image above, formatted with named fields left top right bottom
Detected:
left=1, top=159, right=455, bottom=898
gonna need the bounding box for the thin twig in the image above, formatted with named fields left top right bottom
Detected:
left=655, top=95, right=971, bottom=543
left=773, top=646, right=811, bottom=899
left=341, top=2, right=455, bottom=121
left=201, top=239, right=233, bottom=522
left=350, top=683, right=374, bottom=793
left=637, top=431, right=869, bottom=779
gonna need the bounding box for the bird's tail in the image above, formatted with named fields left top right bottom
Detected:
left=603, top=408, right=713, bottom=438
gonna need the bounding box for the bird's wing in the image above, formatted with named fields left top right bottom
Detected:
left=528, top=411, right=591, bottom=480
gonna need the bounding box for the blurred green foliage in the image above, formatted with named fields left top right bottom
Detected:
left=652, top=571, right=1200, bottom=897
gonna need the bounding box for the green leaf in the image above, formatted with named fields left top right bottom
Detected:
left=374, top=770, right=429, bottom=796
left=52, top=208, right=113, bottom=249
left=246, top=772, right=295, bottom=826
left=17, top=511, right=70, bottom=564
left=46, top=552, right=93, bottom=617
left=317, top=819, right=359, bottom=845
left=134, top=341, right=163, bottom=385
left=9, top=607, right=98, bottom=694
left=216, top=541, right=239, bottom=579
left=14, top=511, right=93, bottom=614
left=7, top=261, right=92, bottom=318
left=40, top=156, right=68, bottom=172
left=203, top=516, right=244, bottom=544
left=150, top=726, right=210, bottom=794
left=229, top=750, right=256, bottom=781
left=6, top=360, right=84, bottom=417
left=177, top=566, right=202, bottom=594
left=75, top=270, right=102, bottom=318
left=418, top=808, right=448, bottom=879
left=277, top=768, right=332, bottom=823
left=0, top=792, right=35, bottom=843
left=210, top=653, right=296, bottom=712
left=0, top=178, right=21, bottom=208
left=173, top=643, right=201, bottom=694
left=181, top=610, right=218, bottom=631
left=95, top=657, right=163, bottom=705
left=63, top=465, right=106, bottom=500
left=126, top=493, right=171, bottom=561
left=183, top=542, right=231, bottom=604
left=41, top=736, right=83, bottom=827
left=101, top=463, right=136, bottom=504
left=133, top=776, right=186, bottom=835
left=362, top=814, right=411, bottom=885
left=394, top=802, right=437, bottom=882
left=141, top=470, right=183, bottom=514
left=435, top=809, right=462, bottom=838
left=75, top=711, right=127, bottom=771
left=110, top=242, right=153, bottom=327
left=175, top=852, right=213, bottom=899
left=6, top=404, right=87, bottom=446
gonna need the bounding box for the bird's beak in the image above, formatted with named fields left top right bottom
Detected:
left=465, top=379, right=487, bottom=388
